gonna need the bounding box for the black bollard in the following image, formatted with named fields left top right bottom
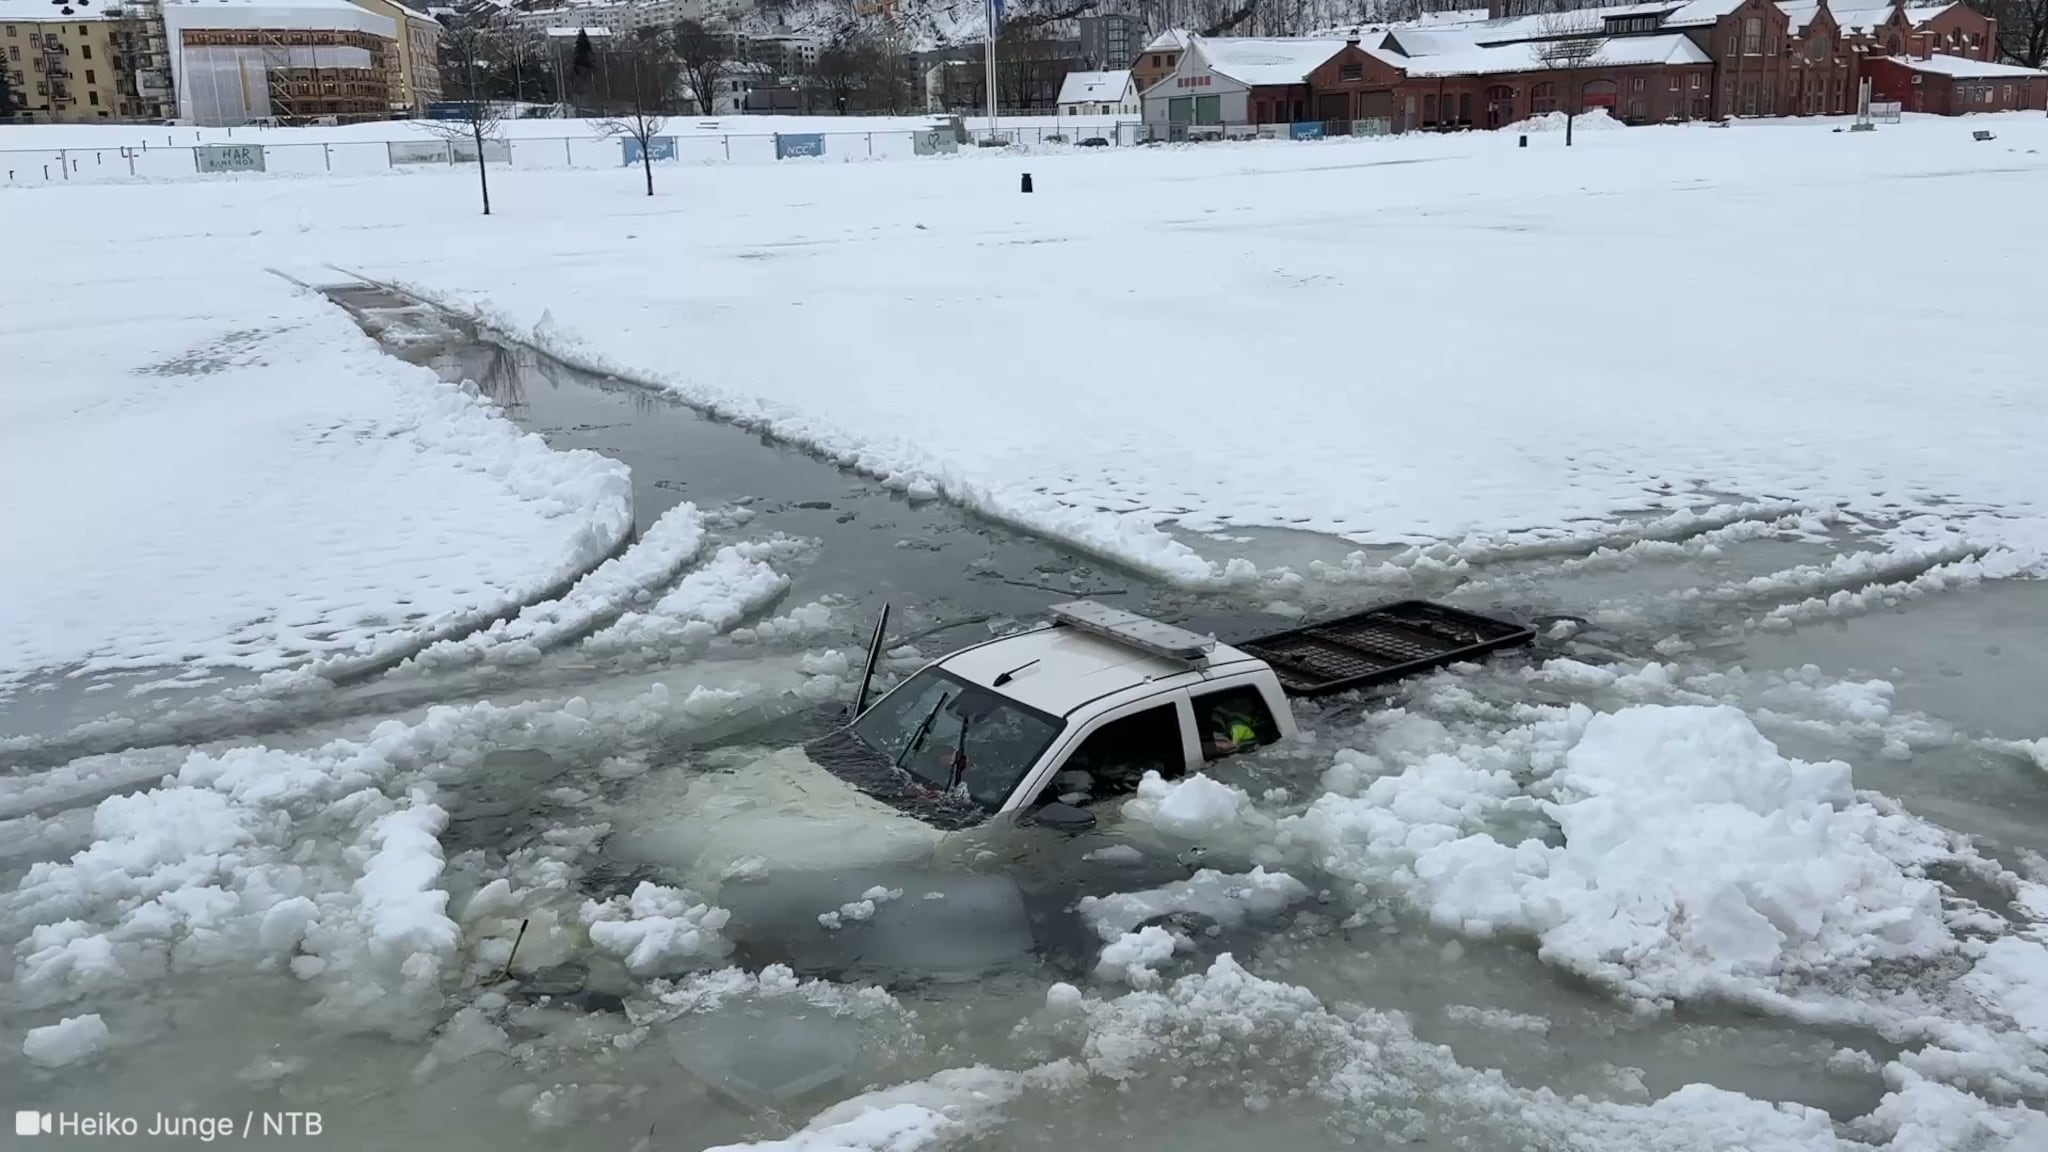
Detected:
left=1021, top=172, right=1033, bottom=193
left=1519, top=135, right=1528, bottom=148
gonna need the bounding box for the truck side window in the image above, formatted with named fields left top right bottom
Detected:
left=1057, top=703, right=1185, bottom=802
left=1191, top=686, right=1280, bottom=761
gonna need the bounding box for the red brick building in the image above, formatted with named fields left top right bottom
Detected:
left=1142, top=2, right=2045, bottom=135
left=1346, top=0, right=2041, bottom=123
left=1864, top=52, right=2048, bottom=112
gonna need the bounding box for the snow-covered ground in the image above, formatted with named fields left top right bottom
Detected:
left=4, top=112, right=2046, bottom=1151
left=87, top=109, right=2032, bottom=587
left=0, top=255, right=631, bottom=705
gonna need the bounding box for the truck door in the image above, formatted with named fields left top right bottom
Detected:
left=1000, top=695, right=1196, bottom=813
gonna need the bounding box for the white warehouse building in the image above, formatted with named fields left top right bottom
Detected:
left=161, top=0, right=398, bottom=125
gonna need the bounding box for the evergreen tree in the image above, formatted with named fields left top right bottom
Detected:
left=0, top=61, right=24, bottom=118
left=572, top=29, right=596, bottom=83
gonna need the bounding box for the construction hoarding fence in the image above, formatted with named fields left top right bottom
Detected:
left=622, top=136, right=679, bottom=165
left=911, top=127, right=959, bottom=155
left=195, top=143, right=265, bottom=173
left=388, top=140, right=450, bottom=165
left=773, top=133, right=826, bottom=159
left=450, top=139, right=513, bottom=164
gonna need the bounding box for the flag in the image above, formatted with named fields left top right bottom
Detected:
left=990, top=0, right=1003, bottom=36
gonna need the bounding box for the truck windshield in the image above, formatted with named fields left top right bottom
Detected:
left=850, top=667, right=1064, bottom=811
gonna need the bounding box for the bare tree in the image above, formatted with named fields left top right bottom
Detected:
left=424, top=13, right=512, bottom=215
left=1534, top=11, right=1604, bottom=146
left=1987, top=0, right=2048, bottom=66
left=595, top=28, right=682, bottom=196
left=674, top=19, right=735, bottom=115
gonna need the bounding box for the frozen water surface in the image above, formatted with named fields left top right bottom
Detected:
left=7, top=124, right=2048, bottom=1151
left=5, top=308, right=2045, bottom=1152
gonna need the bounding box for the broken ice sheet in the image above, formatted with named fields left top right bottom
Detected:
left=667, top=999, right=871, bottom=1111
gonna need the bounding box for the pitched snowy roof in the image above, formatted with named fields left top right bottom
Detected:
left=1058, top=69, right=1132, bottom=104
left=160, top=0, right=397, bottom=36
left=1142, top=28, right=1190, bottom=52
left=1382, top=28, right=1485, bottom=56
left=1387, top=31, right=1710, bottom=77
left=1661, top=0, right=1748, bottom=28
left=1194, top=36, right=1351, bottom=86
left=1797, top=2, right=1913, bottom=32
left=1882, top=52, right=2047, bottom=77
left=1903, top=2, right=1959, bottom=24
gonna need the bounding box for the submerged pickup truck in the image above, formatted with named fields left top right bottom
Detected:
left=658, top=599, right=1535, bottom=896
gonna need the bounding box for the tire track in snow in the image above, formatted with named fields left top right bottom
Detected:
left=391, top=502, right=709, bottom=676
left=581, top=536, right=812, bottom=658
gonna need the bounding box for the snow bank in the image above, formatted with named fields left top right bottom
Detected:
left=583, top=537, right=806, bottom=655
left=401, top=501, right=706, bottom=671
left=22, top=1012, right=110, bottom=1068
left=1292, top=705, right=1958, bottom=1002
left=0, top=265, right=631, bottom=693
left=581, top=881, right=731, bottom=976
left=1513, top=107, right=1623, bottom=132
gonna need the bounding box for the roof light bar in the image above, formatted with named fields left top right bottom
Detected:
left=1049, top=600, right=1216, bottom=666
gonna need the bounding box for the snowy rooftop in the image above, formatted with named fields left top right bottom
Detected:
left=1141, top=28, right=1189, bottom=53
left=1382, top=32, right=1710, bottom=78
left=1884, top=52, right=2047, bottom=77
left=1194, top=36, right=1352, bottom=86
left=1057, top=70, right=1131, bottom=104
left=159, top=0, right=397, bottom=35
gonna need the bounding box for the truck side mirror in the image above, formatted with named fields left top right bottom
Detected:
left=1028, top=802, right=1097, bottom=832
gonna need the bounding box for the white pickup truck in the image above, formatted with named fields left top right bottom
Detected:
left=656, top=599, right=1534, bottom=897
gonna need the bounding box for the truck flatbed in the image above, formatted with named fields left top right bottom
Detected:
left=1236, top=600, right=1535, bottom=697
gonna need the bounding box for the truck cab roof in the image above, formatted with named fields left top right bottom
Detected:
left=936, top=624, right=1265, bottom=719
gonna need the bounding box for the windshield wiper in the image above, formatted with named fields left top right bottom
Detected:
left=946, top=713, right=973, bottom=793
left=895, top=692, right=950, bottom=771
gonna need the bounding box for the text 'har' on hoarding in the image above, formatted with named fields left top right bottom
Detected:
left=622, top=136, right=678, bottom=165
left=195, top=144, right=265, bottom=173
left=773, top=133, right=825, bottom=160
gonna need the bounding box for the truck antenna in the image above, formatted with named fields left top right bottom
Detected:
left=991, top=658, right=1039, bottom=687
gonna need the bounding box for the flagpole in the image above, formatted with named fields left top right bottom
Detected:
left=984, top=0, right=999, bottom=139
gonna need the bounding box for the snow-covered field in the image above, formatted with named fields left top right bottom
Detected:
left=0, top=254, right=631, bottom=705
left=3, top=112, right=2046, bottom=1151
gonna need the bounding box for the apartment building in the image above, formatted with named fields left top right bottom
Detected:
left=2, top=0, right=171, bottom=121
left=346, top=0, right=439, bottom=111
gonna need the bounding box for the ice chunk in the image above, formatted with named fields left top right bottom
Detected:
left=1121, top=772, right=1264, bottom=840
left=1959, top=936, right=2048, bottom=1045
left=1369, top=705, right=1957, bottom=1001
left=581, top=882, right=731, bottom=976
left=669, top=1000, right=869, bottom=1110
left=1078, top=867, right=1310, bottom=940
left=1095, top=925, right=1181, bottom=987
left=22, top=1012, right=110, bottom=1068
